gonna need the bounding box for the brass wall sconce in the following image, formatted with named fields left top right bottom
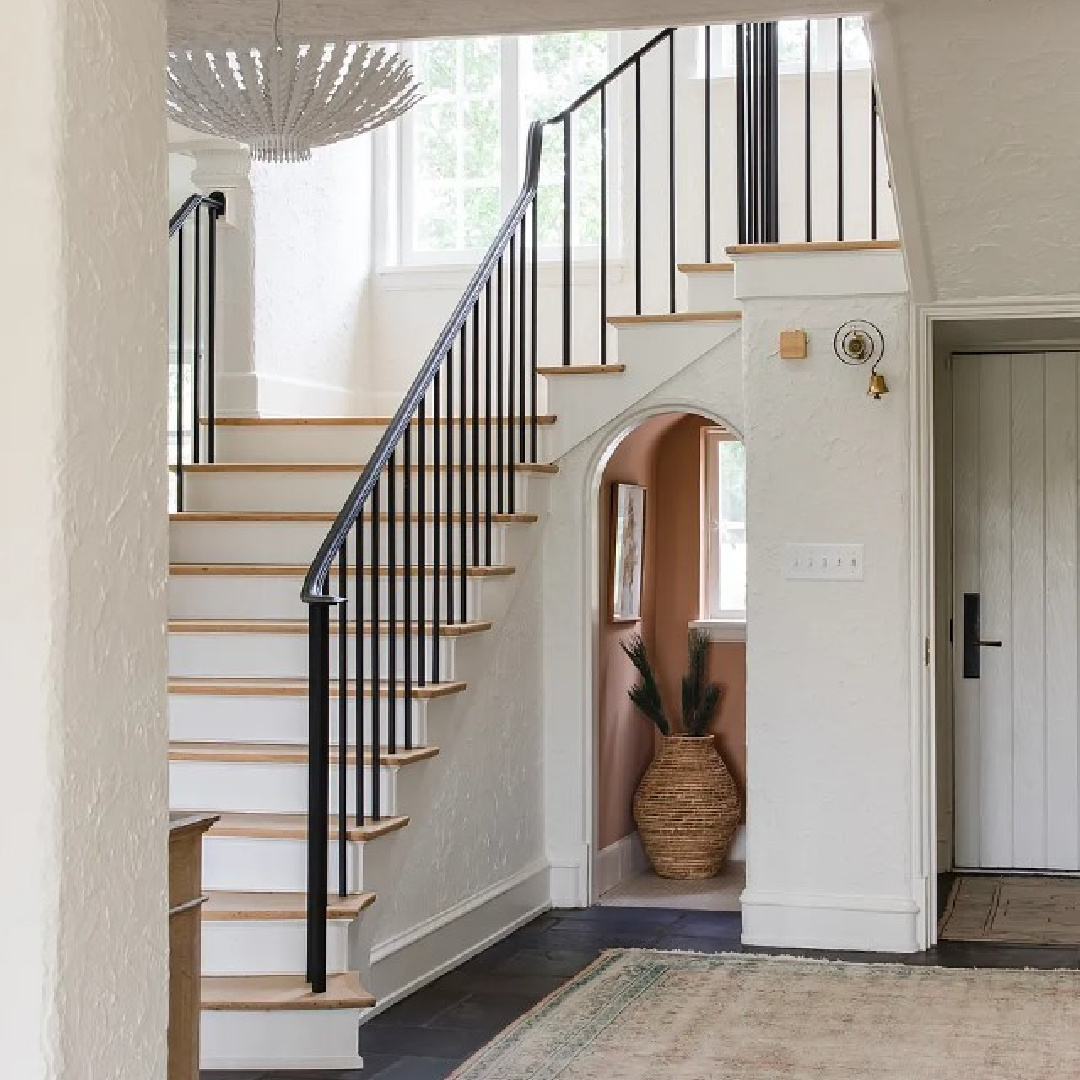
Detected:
left=834, top=320, right=887, bottom=399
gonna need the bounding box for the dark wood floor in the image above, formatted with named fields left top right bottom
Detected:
left=203, top=899, right=1080, bottom=1080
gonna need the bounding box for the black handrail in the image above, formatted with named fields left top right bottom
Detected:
left=169, top=191, right=225, bottom=510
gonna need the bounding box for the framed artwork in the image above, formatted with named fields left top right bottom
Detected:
left=612, top=483, right=646, bottom=622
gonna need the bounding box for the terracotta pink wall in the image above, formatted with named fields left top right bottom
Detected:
left=597, top=414, right=747, bottom=851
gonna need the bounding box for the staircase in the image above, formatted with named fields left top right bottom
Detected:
left=165, top=18, right=893, bottom=1071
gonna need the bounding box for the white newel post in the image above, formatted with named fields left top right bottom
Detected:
left=189, top=145, right=260, bottom=417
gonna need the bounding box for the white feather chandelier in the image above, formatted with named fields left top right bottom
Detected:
left=166, top=2, right=422, bottom=163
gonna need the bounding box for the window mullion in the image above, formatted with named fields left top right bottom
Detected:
left=501, top=36, right=520, bottom=213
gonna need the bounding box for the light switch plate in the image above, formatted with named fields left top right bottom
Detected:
left=784, top=543, right=864, bottom=581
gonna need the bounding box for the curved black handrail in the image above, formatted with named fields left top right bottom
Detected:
left=301, top=122, right=546, bottom=604
left=169, top=191, right=225, bottom=238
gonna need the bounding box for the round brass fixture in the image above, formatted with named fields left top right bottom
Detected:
left=833, top=320, right=888, bottom=401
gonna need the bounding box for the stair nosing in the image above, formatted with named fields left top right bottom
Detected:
left=168, top=676, right=467, bottom=699
left=170, top=740, right=440, bottom=767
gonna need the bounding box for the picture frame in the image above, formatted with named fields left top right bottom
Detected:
left=611, top=483, right=646, bottom=622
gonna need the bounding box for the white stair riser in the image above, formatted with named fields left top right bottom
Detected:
left=202, top=918, right=351, bottom=977
left=169, top=630, right=457, bottom=681
left=684, top=273, right=737, bottom=312
left=169, top=692, right=437, bottom=748
left=201, top=1008, right=362, bottom=1071
left=211, top=423, right=551, bottom=465
left=170, top=519, right=511, bottom=566
left=171, top=759, right=411, bottom=817
left=168, top=573, right=487, bottom=622
left=183, top=469, right=539, bottom=514
left=204, top=835, right=365, bottom=893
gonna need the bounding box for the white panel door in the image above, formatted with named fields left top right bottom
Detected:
left=953, top=352, right=1080, bottom=871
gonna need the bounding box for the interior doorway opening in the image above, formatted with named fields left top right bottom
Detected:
left=932, top=315, right=1080, bottom=947
left=591, top=410, right=747, bottom=912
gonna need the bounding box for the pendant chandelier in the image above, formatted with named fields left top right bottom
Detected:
left=166, top=1, right=422, bottom=163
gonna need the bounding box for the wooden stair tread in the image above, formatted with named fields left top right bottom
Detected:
left=725, top=239, right=900, bottom=256
left=208, top=811, right=409, bottom=843
left=168, top=617, right=491, bottom=638
left=201, top=972, right=375, bottom=1011
left=607, top=310, right=741, bottom=326
left=206, top=415, right=558, bottom=427
left=203, top=890, right=376, bottom=921
left=169, top=562, right=516, bottom=579
left=183, top=461, right=559, bottom=475
left=677, top=261, right=735, bottom=273
left=535, top=364, right=625, bottom=376
left=170, top=510, right=539, bottom=524
left=171, top=740, right=439, bottom=767
left=169, top=676, right=466, bottom=699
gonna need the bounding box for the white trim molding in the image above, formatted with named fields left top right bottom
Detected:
left=689, top=618, right=747, bottom=642
left=594, top=832, right=650, bottom=899
left=741, top=888, right=921, bottom=953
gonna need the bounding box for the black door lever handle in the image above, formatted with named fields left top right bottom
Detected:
left=963, top=594, right=1003, bottom=677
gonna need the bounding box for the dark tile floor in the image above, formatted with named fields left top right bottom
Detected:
left=203, top=895, right=1080, bottom=1080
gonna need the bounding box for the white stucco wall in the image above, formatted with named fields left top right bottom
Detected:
left=0, top=1, right=171, bottom=1076
left=252, top=138, right=375, bottom=414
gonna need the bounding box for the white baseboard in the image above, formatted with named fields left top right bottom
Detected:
left=548, top=845, right=590, bottom=907
left=594, top=832, right=650, bottom=899
left=362, top=859, right=551, bottom=1017
left=255, top=372, right=357, bottom=416
left=741, top=888, right=921, bottom=953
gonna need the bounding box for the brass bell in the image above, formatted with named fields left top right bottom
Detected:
left=867, top=370, right=889, bottom=400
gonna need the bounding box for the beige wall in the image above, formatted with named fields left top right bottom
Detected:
left=597, top=412, right=747, bottom=850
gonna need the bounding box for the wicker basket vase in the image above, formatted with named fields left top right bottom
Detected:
left=633, top=735, right=741, bottom=879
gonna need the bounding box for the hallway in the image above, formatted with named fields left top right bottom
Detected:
left=203, top=903, right=1080, bottom=1080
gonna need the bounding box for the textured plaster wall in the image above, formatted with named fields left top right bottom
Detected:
left=368, top=542, right=546, bottom=943
left=542, top=332, right=745, bottom=902
left=740, top=291, right=914, bottom=912
left=0, top=0, right=171, bottom=1077
left=871, top=0, right=1080, bottom=301
left=252, top=137, right=374, bottom=413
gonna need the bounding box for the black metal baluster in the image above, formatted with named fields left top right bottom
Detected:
left=805, top=19, right=812, bottom=242
left=472, top=301, right=481, bottom=567
left=206, top=202, right=218, bottom=462
left=837, top=17, right=844, bottom=241
left=563, top=113, right=572, bottom=366
left=669, top=31, right=676, bottom=313
left=508, top=236, right=517, bottom=516
left=445, top=346, right=455, bottom=625
left=432, top=372, right=442, bottom=679
left=520, top=217, right=528, bottom=467
left=735, top=26, right=746, bottom=243
left=497, top=257, right=506, bottom=513
left=704, top=26, right=712, bottom=262
left=192, top=208, right=202, bottom=464
left=768, top=22, right=779, bottom=241
left=355, top=513, right=365, bottom=827
left=600, top=85, right=609, bottom=364
left=484, top=278, right=493, bottom=566
left=870, top=81, right=879, bottom=240
left=417, top=400, right=427, bottom=688
left=176, top=225, right=185, bottom=510
left=459, top=315, right=469, bottom=622
left=530, top=202, right=538, bottom=463
left=306, top=600, right=330, bottom=993
left=403, top=427, right=413, bottom=750
left=387, top=451, right=397, bottom=756
left=370, top=477, right=381, bottom=819
left=337, top=545, right=348, bottom=894
left=634, top=60, right=643, bottom=313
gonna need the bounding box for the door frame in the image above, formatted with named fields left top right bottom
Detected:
left=914, top=297, right=1080, bottom=945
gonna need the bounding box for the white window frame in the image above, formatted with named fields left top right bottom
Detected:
left=694, top=426, right=747, bottom=641
left=390, top=32, right=622, bottom=269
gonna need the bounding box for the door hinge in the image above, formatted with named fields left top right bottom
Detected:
left=924, top=636, right=931, bottom=666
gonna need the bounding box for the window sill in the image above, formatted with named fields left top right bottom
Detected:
left=376, top=259, right=628, bottom=291
left=689, top=618, right=746, bottom=642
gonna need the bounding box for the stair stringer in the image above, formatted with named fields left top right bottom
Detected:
left=541, top=328, right=747, bottom=906
left=542, top=319, right=742, bottom=460
left=353, top=510, right=551, bottom=1018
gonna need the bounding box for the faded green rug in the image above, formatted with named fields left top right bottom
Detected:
left=450, top=949, right=1080, bottom=1079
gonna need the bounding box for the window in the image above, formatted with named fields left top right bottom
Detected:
left=699, top=17, right=870, bottom=79
left=701, top=428, right=747, bottom=626
left=398, top=32, right=613, bottom=262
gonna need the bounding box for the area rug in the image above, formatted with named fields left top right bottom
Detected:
left=939, top=874, right=1080, bottom=945
left=450, top=949, right=1080, bottom=1079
